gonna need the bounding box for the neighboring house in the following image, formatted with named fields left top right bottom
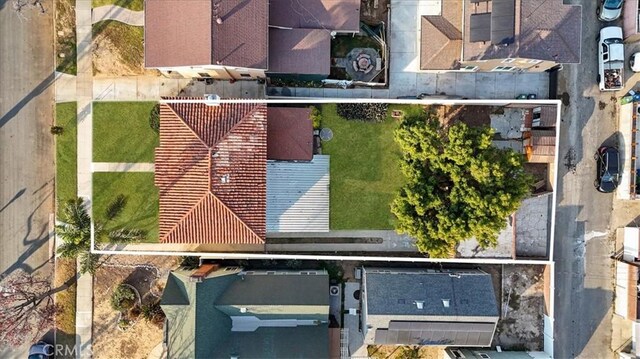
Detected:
left=623, top=0, right=640, bottom=42
left=360, top=268, right=499, bottom=347
left=420, top=0, right=581, bottom=72
left=145, top=0, right=360, bottom=80
left=161, top=265, right=331, bottom=358
left=614, top=227, right=640, bottom=358
left=154, top=100, right=329, bottom=247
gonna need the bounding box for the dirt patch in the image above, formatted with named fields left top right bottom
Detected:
left=368, top=345, right=444, bottom=359
left=93, top=255, right=179, bottom=359
left=55, top=0, right=77, bottom=74
left=54, top=258, right=77, bottom=359
left=495, top=265, right=545, bottom=351
left=599, top=101, right=607, bottom=110
left=360, top=0, right=389, bottom=25
left=92, top=21, right=158, bottom=77
left=428, top=105, right=492, bottom=127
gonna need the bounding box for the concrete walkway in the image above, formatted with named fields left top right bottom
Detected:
left=55, top=72, right=77, bottom=103
left=92, top=162, right=155, bottom=172
left=266, top=230, right=417, bottom=252
left=91, top=5, right=144, bottom=26
left=94, top=76, right=265, bottom=101
left=266, top=71, right=549, bottom=100
left=75, top=0, right=94, bottom=355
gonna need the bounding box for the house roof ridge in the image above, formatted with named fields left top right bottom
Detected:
left=209, top=194, right=264, bottom=244
left=164, top=102, right=210, bottom=148
left=160, top=193, right=210, bottom=243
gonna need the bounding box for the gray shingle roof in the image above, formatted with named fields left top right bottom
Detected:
left=364, top=269, right=499, bottom=317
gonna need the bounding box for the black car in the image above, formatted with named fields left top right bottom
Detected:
left=594, top=146, right=620, bottom=193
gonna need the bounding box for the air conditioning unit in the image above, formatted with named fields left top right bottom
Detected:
left=330, top=285, right=340, bottom=296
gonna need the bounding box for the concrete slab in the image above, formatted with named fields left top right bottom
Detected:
left=323, top=88, right=339, bottom=98
left=389, top=4, right=419, bottom=33
left=55, top=73, right=77, bottom=103
left=435, top=72, right=456, bottom=95
left=335, top=89, right=354, bottom=99
left=309, top=88, right=324, bottom=98
left=222, top=81, right=242, bottom=98
left=475, top=72, right=497, bottom=98
left=136, top=77, right=161, bottom=99
left=390, top=51, right=419, bottom=73
left=295, top=87, right=310, bottom=98
left=114, top=77, right=137, bottom=100
left=371, top=89, right=390, bottom=98
left=389, top=30, right=417, bottom=53
left=494, top=72, right=517, bottom=99
left=351, top=88, right=372, bottom=98
left=416, top=73, right=436, bottom=94
left=93, top=78, right=115, bottom=101
left=455, top=73, right=477, bottom=98
left=515, top=193, right=551, bottom=258
left=389, top=72, right=417, bottom=98
left=241, top=82, right=264, bottom=98
left=515, top=73, right=548, bottom=98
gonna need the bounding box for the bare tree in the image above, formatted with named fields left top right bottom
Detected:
left=12, top=0, right=45, bottom=20
left=0, top=270, right=59, bottom=347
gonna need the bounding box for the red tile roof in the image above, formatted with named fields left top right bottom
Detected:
left=155, top=100, right=267, bottom=244
left=267, top=107, right=314, bottom=161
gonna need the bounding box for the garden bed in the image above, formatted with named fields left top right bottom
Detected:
left=93, top=102, right=158, bottom=162
left=54, top=258, right=77, bottom=359
left=318, top=104, right=424, bottom=229
left=93, top=256, right=179, bottom=358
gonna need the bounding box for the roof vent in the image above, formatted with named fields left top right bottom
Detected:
left=204, top=94, right=221, bottom=106
left=414, top=301, right=424, bottom=309
left=216, top=17, right=223, bottom=25
left=221, top=174, right=230, bottom=183
left=442, top=299, right=450, bottom=308
left=240, top=307, right=247, bottom=313
left=449, top=273, right=461, bottom=279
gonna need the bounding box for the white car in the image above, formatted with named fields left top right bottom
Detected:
left=597, top=0, right=624, bottom=22
left=631, top=52, right=640, bottom=72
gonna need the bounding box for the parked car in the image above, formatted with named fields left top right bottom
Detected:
left=631, top=52, right=640, bottom=72
left=597, top=0, right=624, bottom=22
left=28, top=341, right=53, bottom=359
left=594, top=146, right=620, bottom=193
left=598, top=26, right=625, bottom=91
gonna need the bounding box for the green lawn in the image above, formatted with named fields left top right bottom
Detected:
left=56, top=102, right=77, bottom=217
left=320, top=104, right=424, bottom=230
left=93, top=172, right=159, bottom=242
left=92, top=0, right=143, bottom=11
left=93, top=101, right=158, bottom=162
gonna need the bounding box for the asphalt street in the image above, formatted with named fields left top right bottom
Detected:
left=553, top=1, right=620, bottom=358
left=0, top=1, right=55, bottom=358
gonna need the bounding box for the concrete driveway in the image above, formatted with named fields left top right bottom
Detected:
left=388, top=0, right=549, bottom=99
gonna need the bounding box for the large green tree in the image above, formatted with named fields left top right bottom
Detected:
left=391, top=113, right=532, bottom=257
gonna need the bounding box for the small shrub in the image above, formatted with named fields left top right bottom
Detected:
left=149, top=104, right=160, bottom=133
left=128, top=305, right=142, bottom=319
left=111, top=284, right=136, bottom=311
left=105, top=194, right=127, bottom=221
left=336, top=103, right=388, bottom=123
left=309, top=106, right=322, bottom=129
left=50, top=126, right=64, bottom=135
left=179, top=256, right=200, bottom=270
left=141, top=299, right=166, bottom=327
left=117, top=318, right=131, bottom=330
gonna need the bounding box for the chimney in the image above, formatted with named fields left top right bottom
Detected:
left=189, top=263, right=219, bottom=282
left=442, top=299, right=450, bottom=308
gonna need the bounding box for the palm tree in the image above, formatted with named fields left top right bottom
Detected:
left=56, top=197, right=147, bottom=274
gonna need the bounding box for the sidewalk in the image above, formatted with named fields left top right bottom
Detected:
left=92, top=162, right=154, bottom=172
left=75, top=0, right=94, bottom=355
left=55, top=72, right=77, bottom=103
left=93, top=76, right=265, bottom=101
left=92, top=5, right=143, bottom=26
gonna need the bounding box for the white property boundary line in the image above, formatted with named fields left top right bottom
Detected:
left=91, top=98, right=561, bottom=266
